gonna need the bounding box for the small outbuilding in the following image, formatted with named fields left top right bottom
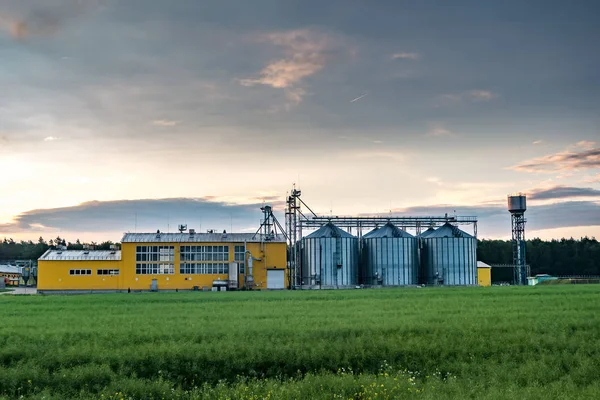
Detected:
left=476, top=261, right=492, bottom=287
left=0, top=264, right=22, bottom=287
left=527, top=274, right=557, bottom=286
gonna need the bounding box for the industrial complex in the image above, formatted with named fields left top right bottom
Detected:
left=33, top=188, right=528, bottom=293
left=38, top=232, right=287, bottom=292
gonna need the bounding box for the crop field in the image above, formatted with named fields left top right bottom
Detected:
left=1, top=286, right=600, bottom=399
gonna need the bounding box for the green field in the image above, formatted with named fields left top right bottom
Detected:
left=1, top=286, right=600, bottom=399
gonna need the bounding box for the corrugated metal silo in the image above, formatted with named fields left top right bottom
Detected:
left=419, top=227, right=436, bottom=238
left=422, top=223, right=477, bottom=285
left=301, top=222, right=358, bottom=288
left=362, top=222, right=418, bottom=286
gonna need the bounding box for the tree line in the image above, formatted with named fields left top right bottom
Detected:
left=478, top=237, right=600, bottom=277
left=1, top=236, right=599, bottom=277
left=0, top=237, right=118, bottom=262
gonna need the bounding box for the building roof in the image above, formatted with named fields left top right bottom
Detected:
left=120, top=232, right=286, bottom=243
left=419, top=227, right=436, bottom=238
left=364, top=222, right=415, bottom=239
left=39, top=250, right=122, bottom=261
left=425, top=223, right=474, bottom=239
left=477, top=261, right=492, bottom=269
left=0, top=264, right=21, bottom=274
left=305, top=222, right=355, bottom=239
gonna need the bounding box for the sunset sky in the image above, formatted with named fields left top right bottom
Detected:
left=1, top=0, right=599, bottom=242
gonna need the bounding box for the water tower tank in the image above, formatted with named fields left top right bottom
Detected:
left=508, top=195, right=527, bottom=214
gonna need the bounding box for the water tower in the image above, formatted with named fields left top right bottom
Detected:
left=508, top=194, right=527, bottom=285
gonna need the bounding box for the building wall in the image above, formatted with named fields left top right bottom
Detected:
left=1, top=273, right=21, bottom=287
left=38, top=241, right=287, bottom=291
left=38, top=260, right=124, bottom=290
left=477, top=267, right=491, bottom=287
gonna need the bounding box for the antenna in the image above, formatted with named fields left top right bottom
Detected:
left=508, top=194, right=528, bottom=285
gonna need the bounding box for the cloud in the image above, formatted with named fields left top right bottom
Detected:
left=43, top=136, right=60, bottom=141
left=239, top=58, right=323, bottom=89
left=426, top=124, right=454, bottom=137
left=152, top=120, right=180, bottom=127
left=2, top=196, right=600, bottom=240
left=571, top=141, right=596, bottom=150
left=0, top=197, right=286, bottom=236
left=0, top=0, right=103, bottom=40
left=528, top=185, right=600, bottom=200
left=284, top=87, right=307, bottom=107
left=511, top=145, right=600, bottom=173
left=533, top=140, right=544, bottom=145
left=238, top=29, right=334, bottom=107
left=467, top=90, right=495, bottom=101
left=391, top=52, right=420, bottom=60
left=435, top=90, right=497, bottom=106
left=389, top=201, right=600, bottom=238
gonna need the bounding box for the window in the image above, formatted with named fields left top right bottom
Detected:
left=179, top=245, right=229, bottom=262
left=234, top=245, right=245, bottom=274
left=69, top=269, right=91, bottom=276
left=135, top=246, right=175, bottom=275
left=97, top=269, right=120, bottom=276
left=179, top=246, right=231, bottom=274
left=135, top=263, right=175, bottom=275
left=180, top=263, right=229, bottom=275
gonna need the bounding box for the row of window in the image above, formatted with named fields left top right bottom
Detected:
left=180, top=245, right=229, bottom=253
left=135, top=246, right=247, bottom=263
left=136, top=246, right=175, bottom=253
left=180, top=263, right=230, bottom=275
left=68, top=264, right=249, bottom=276
left=135, top=263, right=175, bottom=275
left=180, top=246, right=229, bottom=262
left=136, top=246, right=246, bottom=253
left=69, top=269, right=121, bottom=276
left=180, top=253, right=230, bottom=262
left=97, top=269, right=120, bottom=276
left=136, top=246, right=175, bottom=262
left=69, top=269, right=92, bottom=275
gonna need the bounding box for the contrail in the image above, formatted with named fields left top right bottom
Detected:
left=350, top=93, right=368, bottom=103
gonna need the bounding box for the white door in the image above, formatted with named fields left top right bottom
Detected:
left=267, top=269, right=285, bottom=289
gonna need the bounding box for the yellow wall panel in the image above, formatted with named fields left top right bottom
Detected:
left=38, top=260, right=124, bottom=291
left=477, top=267, right=491, bottom=287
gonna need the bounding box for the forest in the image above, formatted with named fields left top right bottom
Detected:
left=1, top=236, right=599, bottom=278
left=477, top=237, right=600, bottom=277
left=0, top=237, right=117, bottom=261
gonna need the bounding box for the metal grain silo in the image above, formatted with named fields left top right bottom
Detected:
left=422, top=223, right=477, bottom=285
left=362, top=222, right=418, bottom=286
left=419, top=227, right=436, bottom=238
left=301, top=222, right=358, bottom=288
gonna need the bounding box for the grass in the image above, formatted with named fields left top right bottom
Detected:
left=0, top=289, right=14, bottom=293
left=1, top=286, right=600, bottom=399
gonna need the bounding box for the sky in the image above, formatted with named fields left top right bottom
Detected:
left=1, top=0, right=599, bottom=243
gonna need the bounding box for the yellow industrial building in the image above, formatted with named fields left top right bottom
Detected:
left=38, top=232, right=287, bottom=293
